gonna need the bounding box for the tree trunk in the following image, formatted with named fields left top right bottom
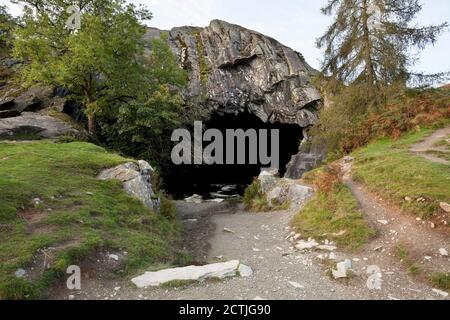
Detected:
left=361, top=0, right=376, bottom=87
left=88, top=113, right=96, bottom=135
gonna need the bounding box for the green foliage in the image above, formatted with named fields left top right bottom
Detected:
left=292, top=166, right=375, bottom=251
left=243, top=180, right=271, bottom=212
left=0, top=141, right=179, bottom=299
left=352, top=128, right=450, bottom=218
left=195, top=32, right=210, bottom=84
left=314, top=85, right=450, bottom=155
left=243, top=179, right=289, bottom=212
left=429, top=273, right=450, bottom=291
left=395, top=245, right=422, bottom=276
left=0, top=5, right=15, bottom=55
left=99, top=36, right=189, bottom=169
left=317, top=0, right=448, bottom=87
left=12, top=0, right=152, bottom=133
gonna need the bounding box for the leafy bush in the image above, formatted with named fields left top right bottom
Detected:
left=313, top=84, right=450, bottom=156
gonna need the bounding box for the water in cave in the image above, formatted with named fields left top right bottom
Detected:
left=164, top=111, right=303, bottom=199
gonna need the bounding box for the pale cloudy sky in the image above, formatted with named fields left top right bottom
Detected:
left=3, top=0, right=450, bottom=74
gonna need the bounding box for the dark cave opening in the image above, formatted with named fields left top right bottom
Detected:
left=163, top=111, right=303, bottom=199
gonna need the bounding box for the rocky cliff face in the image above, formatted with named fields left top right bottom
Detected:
left=145, top=20, right=324, bottom=178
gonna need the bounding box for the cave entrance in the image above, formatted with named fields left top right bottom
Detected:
left=164, top=111, right=303, bottom=199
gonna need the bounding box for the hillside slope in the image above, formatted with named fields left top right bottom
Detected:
left=0, top=141, right=179, bottom=299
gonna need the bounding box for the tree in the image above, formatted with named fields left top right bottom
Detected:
left=317, top=0, right=448, bottom=88
left=0, top=5, right=16, bottom=54
left=12, top=0, right=152, bottom=134
left=100, top=36, right=189, bottom=167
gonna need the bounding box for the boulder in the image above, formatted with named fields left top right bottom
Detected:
left=144, top=21, right=323, bottom=178
left=0, top=98, right=15, bottom=111
left=145, top=20, right=321, bottom=125
left=131, top=260, right=241, bottom=288
left=98, top=161, right=156, bottom=210
left=258, top=169, right=278, bottom=194
left=0, top=109, right=21, bottom=118
left=266, top=179, right=313, bottom=207
left=14, top=86, right=55, bottom=112
left=0, top=112, right=79, bottom=139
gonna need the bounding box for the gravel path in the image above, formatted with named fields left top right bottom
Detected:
left=52, top=198, right=448, bottom=300
left=49, top=128, right=450, bottom=300
left=410, top=126, right=450, bottom=165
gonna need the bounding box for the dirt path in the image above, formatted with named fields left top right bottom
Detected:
left=52, top=196, right=448, bottom=300
left=410, top=126, right=450, bottom=165
left=340, top=159, right=449, bottom=299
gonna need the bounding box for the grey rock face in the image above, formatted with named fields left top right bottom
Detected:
left=144, top=20, right=323, bottom=178
left=0, top=86, right=55, bottom=118
left=0, top=112, right=79, bottom=139
left=98, top=161, right=157, bottom=210
left=266, top=179, right=313, bottom=208
left=146, top=20, right=321, bottom=126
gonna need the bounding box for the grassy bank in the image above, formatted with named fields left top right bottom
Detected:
left=352, top=128, right=450, bottom=219
left=292, top=166, right=375, bottom=251
left=0, top=141, right=179, bottom=299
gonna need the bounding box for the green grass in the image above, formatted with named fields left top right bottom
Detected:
left=394, top=244, right=423, bottom=277
left=429, top=272, right=450, bottom=291
left=0, top=141, right=180, bottom=299
left=426, top=150, right=450, bottom=161
left=352, top=128, right=450, bottom=219
left=433, top=135, right=450, bottom=149
left=243, top=179, right=289, bottom=212
left=292, top=183, right=375, bottom=251
left=194, top=32, right=210, bottom=85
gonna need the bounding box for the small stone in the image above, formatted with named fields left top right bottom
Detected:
left=253, top=296, right=265, bottom=300
left=68, top=295, right=75, bottom=300
left=223, top=228, right=235, bottom=234
left=108, top=254, right=119, bottom=261
left=439, top=248, right=448, bottom=257
left=373, top=246, right=384, bottom=251
left=405, top=196, right=412, bottom=202
left=332, top=259, right=352, bottom=279
left=377, top=220, right=389, bottom=225
left=440, top=202, right=450, bottom=213
left=343, top=156, right=354, bottom=163
left=252, top=248, right=261, bottom=252
left=86, top=192, right=94, bottom=196
left=288, top=281, right=304, bottom=290
left=424, top=256, right=432, bottom=261
left=15, top=268, right=26, bottom=278
left=432, top=288, right=449, bottom=298
left=328, top=252, right=337, bottom=260
left=238, top=264, right=253, bottom=277
left=295, top=239, right=319, bottom=251
left=317, top=245, right=337, bottom=252
left=184, top=194, right=203, bottom=204
left=114, top=286, right=121, bottom=291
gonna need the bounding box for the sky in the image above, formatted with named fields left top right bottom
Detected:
left=3, top=0, right=450, bottom=75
